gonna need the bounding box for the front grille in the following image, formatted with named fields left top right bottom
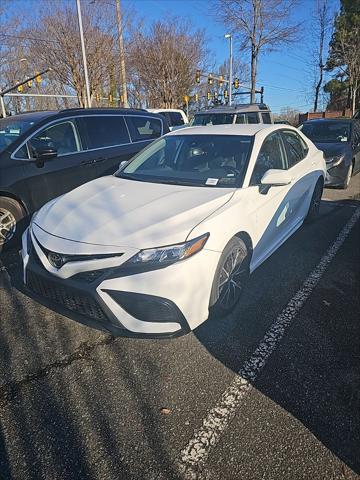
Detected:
left=27, top=271, right=106, bottom=321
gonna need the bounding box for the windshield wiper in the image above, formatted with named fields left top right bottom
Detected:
left=116, top=173, right=202, bottom=187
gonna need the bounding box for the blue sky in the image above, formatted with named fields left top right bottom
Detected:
left=6, top=0, right=340, bottom=114
left=124, top=0, right=340, bottom=113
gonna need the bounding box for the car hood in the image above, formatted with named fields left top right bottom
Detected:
left=34, top=176, right=234, bottom=248
left=314, top=142, right=350, bottom=159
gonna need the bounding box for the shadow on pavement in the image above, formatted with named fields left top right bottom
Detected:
left=194, top=197, right=360, bottom=474
left=0, top=194, right=358, bottom=479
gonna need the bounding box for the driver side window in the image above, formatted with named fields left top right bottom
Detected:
left=250, top=133, right=286, bottom=186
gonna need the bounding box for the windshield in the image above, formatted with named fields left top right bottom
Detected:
left=117, top=134, right=253, bottom=188
left=300, top=122, right=351, bottom=143
left=0, top=117, right=36, bottom=152
left=191, top=113, right=235, bottom=126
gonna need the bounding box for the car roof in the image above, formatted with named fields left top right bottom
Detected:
left=166, top=124, right=289, bottom=137
left=2, top=107, right=157, bottom=123
left=1, top=110, right=58, bottom=122
left=147, top=108, right=184, bottom=113
left=195, top=104, right=271, bottom=115
left=303, top=118, right=352, bottom=124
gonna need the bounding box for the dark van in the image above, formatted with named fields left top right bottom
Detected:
left=0, top=108, right=169, bottom=251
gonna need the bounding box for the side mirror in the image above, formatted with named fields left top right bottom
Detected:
left=32, top=145, right=57, bottom=168
left=261, top=169, right=292, bottom=186
left=119, top=159, right=130, bottom=170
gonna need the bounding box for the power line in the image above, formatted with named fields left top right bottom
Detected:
left=0, top=33, right=60, bottom=45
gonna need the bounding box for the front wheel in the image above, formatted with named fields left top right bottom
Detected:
left=209, top=237, right=250, bottom=317
left=0, top=197, right=26, bottom=253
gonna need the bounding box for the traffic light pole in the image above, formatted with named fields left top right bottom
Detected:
left=0, top=68, right=51, bottom=118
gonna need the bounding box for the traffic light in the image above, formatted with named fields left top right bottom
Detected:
left=224, top=89, right=228, bottom=99
left=207, top=91, right=211, bottom=101
left=35, top=73, right=42, bottom=84
left=95, top=93, right=100, bottom=102
left=195, top=69, right=201, bottom=83
left=234, top=78, right=240, bottom=89
left=194, top=93, right=199, bottom=102
left=218, top=75, right=223, bottom=87
left=208, top=74, right=213, bottom=85
left=27, top=80, right=33, bottom=88
left=17, top=84, right=24, bottom=93
left=109, top=93, right=113, bottom=103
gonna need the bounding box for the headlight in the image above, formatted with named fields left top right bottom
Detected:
left=126, top=233, right=209, bottom=267
left=325, top=154, right=345, bottom=167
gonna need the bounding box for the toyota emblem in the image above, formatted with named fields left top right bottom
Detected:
left=48, top=252, right=64, bottom=268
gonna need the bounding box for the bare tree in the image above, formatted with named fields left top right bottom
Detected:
left=212, top=0, right=300, bottom=102
left=312, top=0, right=332, bottom=112
left=274, top=106, right=300, bottom=125
left=25, top=1, right=117, bottom=107
left=127, top=19, right=208, bottom=108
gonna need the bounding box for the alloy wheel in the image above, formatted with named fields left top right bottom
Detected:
left=218, top=248, right=248, bottom=310
left=0, top=208, right=17, bottom=245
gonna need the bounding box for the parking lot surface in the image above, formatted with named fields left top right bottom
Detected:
left=0, top=176, right=359, bottom=480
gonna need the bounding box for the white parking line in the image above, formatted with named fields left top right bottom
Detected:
left=177, top=207, right=360, bottom=480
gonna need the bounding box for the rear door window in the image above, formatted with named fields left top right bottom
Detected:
left=281, top=130, right=308, bottom=168
left=125, top=116, right=162, bottom=142
left=81, top=115, right=130, bottom=149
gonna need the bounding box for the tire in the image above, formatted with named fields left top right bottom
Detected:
left=0, top=197, right=26, bottom=253
left=341, top=162, right=353, bottom=190
left=304, top=179, right=323, bottom=224
left=209, top=237, right=250, bottom=317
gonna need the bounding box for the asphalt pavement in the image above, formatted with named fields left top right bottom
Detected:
left=0, top=175, right=359, bottom=480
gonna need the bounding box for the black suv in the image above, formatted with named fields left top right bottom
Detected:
left=0, top=108, right=169, bottom=251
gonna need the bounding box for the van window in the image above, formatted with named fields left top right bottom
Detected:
left=167, top=111, right=185, bottom=126
left=236, top=112, right=259, bottom=124
left=261, top=112, right=272, bottom=124
left=192, top=113, right=234, bottom=126
left=125, top=116, right=162, bottom=142
left=82, top=116, right=130, bottom=149
left=28, top=121, right=81, bottom=157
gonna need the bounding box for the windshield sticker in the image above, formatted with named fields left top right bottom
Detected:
left=206, top=178, right=219, bottom=186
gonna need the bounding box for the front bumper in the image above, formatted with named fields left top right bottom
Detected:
left=22, top=228, right=220, bottom=338
left=325, top=160, right=349, bottom=187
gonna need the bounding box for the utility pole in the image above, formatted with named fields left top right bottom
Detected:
left=0, top=95, right=6, bottom=118
left=225, top=34, right=233, bottom=106
left=115, top=0, right=128, bottom=108
left=76, top=0, right=91, bottom=108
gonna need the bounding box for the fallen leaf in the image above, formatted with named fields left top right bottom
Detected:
left=160, top=408, right=171, bottom=415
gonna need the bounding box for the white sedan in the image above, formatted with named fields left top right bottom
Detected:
left=22, top=125, right=326, bottom=338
